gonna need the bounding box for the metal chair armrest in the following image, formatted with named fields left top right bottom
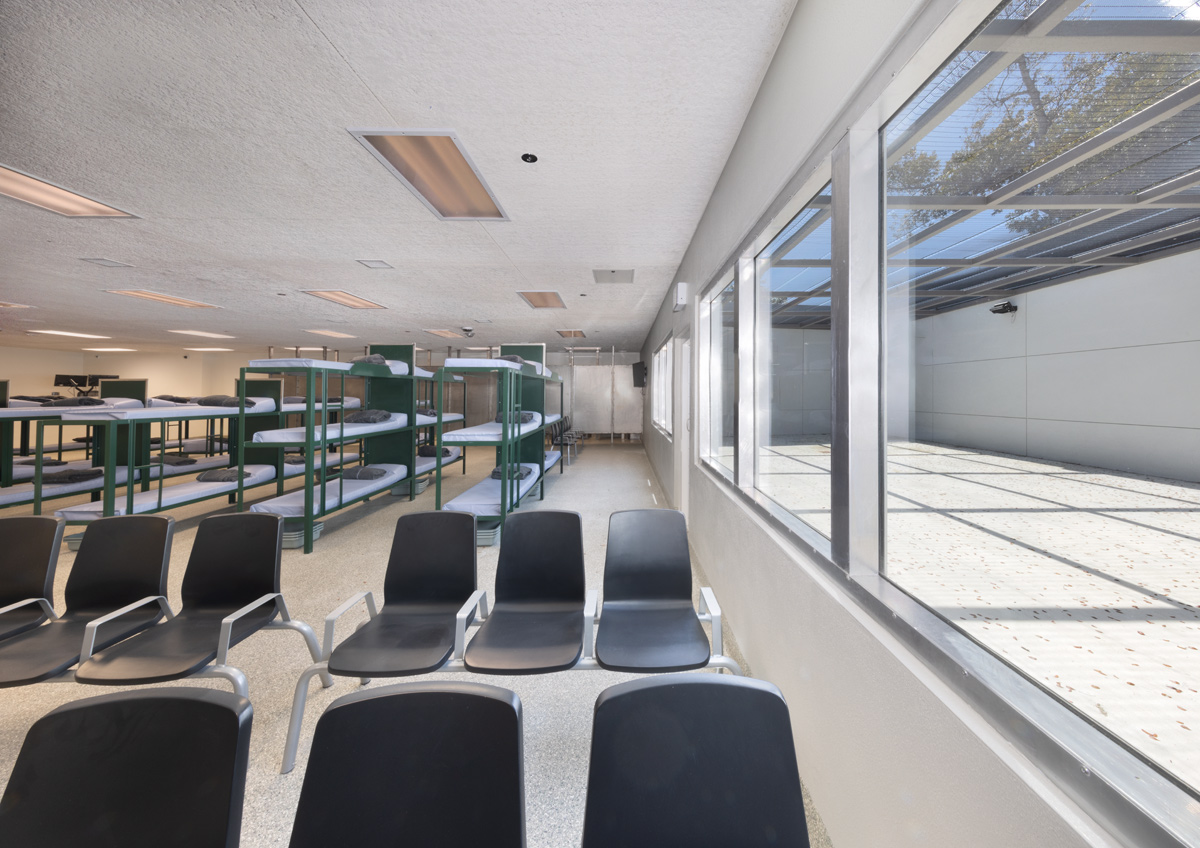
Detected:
left=0, top=597, right=58, bottom=620
left=218, top=592, right=282, bottom=666
left=698, top=587, right=723, bottom=658
left=583, top=589, right=599, bottom=659
left=321, top=590, right=378, bottom=660
left=81, top=595, right=175, bottom=663
left=454, top=589, right=489, bottom=660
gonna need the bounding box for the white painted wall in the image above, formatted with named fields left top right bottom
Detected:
left=770, top=328, right=831, bottom=440
left=0, top=346, right=86, bottom=397
left=913, top=251, right=1200, bottom=482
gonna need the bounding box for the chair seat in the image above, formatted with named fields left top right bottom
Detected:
left=0, top=608, right=163, bottom=687
left=595, top=601, right=710, bottom=673
left=75, top=605, right=276, bottom=685
left=464, top=601, right=583, bottom=675
left=328, top=604, right=461, bottom=678
left=0, top=607, right=48, bottom=644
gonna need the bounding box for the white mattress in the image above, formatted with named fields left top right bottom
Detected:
left=250, top=463, right=408, bottom=517
left=280, top=397, right=363, bottom=413
left=0, top=467, right=136, bottom=507
left=11, top=459, right=94, bottom=481
left=414, top=412, right=465, bottom=428
left=444, top=357, right=523, bottom=372
left=59, top=398, right=277, bottom=421
left=544, top=450, right=562, bottom=470
left=281, top=451, right=360, bottom=477
left=252, top=412, right=407, bottom=443
left=414, top=446, right=462, bottom=476
left=248, top=358, right=352, bottom=371
left=55, top=465, right=277, bottom=521
left=444, top=463, right=542, bottom=516
left=442, top=412, right=543, bottom=443
left=7, top=399, right=43, bottom=408
left=544, top=412, right=562, bottom=425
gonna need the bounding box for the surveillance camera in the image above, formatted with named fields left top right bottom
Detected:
left=989, top=300, right=1018, bottom=315
left=462, top=327, right=475, bottom=338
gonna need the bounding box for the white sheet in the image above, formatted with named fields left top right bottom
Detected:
left=7, top=399, right=43, bottom=408
left=248, top=358, right=353, bottom=371
left=385, top=360, right=409, bottom=375
left=544, top=412, right=562, bottom=425
left=444, top=462, right=542, bottom=516
left=280, top=397, right=363, bottom=413
left=60, top=398, right=278, bottom=421
left=441, top=412, right=543, bottom=443
left=0, top=467, right=136, bottom=507
left=414, top=446, right=462, bottom=476
left=281, top=451, right=360, bottom=477
left=252, top=412, right=407, bottom=443
left=544, top=450, right=562, bottom=470
left=443, top=357, right=523, bottom=371
left=414, top=412, right=465, bottom=428
left=250, top=463, right=408, bottom=517
left=55, top=465, right=277, bottom=521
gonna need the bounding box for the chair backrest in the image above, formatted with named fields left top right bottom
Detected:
left=289, top=682, right=524, bottom=848
left=0, top=687, right=253, bottom=848
left=181, top=513, right=283, bottom=609
left=0, top=516, right=64, bottom=604
left=495, top=511, right=584, bottom=604
left=383, top=511, right=476, bottom=605
left=64, top=515, right=173, bottom=614
left=603, top=509, right=692, bottom=604
left=581, top=676, right=808, bottom=848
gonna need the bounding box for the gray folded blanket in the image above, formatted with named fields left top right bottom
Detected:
left=341, top=466, right=387, bottom=480
left=12, top=395, right=54, bottom=403
left=195, top=394, right=233, bottom=406
left=351, top=353, right=387, bottom=365
left=283, top=454, right=307, bottom=465
left=497, top=354, right=525, bottom=364
left=42, top=467, right=104, bottom=484
left=417, top=445, right=452, bottom=457
left=344, top=409, right=392, bottom=424
left=154, top=394, right=193, bottom=404
left=494, top=411, right=535, bottom=425
left=196, top=468, right=248, bottom=483
left=490, top=464, right=532, bottom=480
left=220, top=397, right=256, bottom=407
left=161, top=453, right=196, bottom=466
left=15, top=458, right=67, bottom=467
left=42, top=397, right=104, bottom=407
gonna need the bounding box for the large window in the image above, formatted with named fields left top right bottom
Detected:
left=754, top=185, right=834, bottom=537
left=701, top=276, right=737, bottom=475
left=651, top=336, right=673, bottom=435
left=883, top=0, right=1200, bottom=795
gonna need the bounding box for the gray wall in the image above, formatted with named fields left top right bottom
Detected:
left=641, top=0, right=1122, bottom=845
left=912, top=251, right=1200, bottom=483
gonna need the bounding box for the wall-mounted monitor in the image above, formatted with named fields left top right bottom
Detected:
left=632, top=361, right=647, bottom=388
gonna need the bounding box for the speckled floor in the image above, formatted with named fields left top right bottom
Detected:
left=885, top=441, right=1200, bottom=794
left=0, top=442, right=833, bottom=848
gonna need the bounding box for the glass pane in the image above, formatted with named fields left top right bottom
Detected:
left=706, top=278, right=736, bottom=473
left=755, top=185, right=833, bottom=537
left=883, top=0, right=1200, bottom=794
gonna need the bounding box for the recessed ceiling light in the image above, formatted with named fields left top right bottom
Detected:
left=521, top=153, right=538, bottom=163
left=425, top=329, right=463, bottom=339
left=294, top=347, right=328, bottom=351
left=83, top=348, right=137, bottom=352
left=29, top=329, right=110, bottom=339
left=465, top=346, right=493, bottom=351
left=0, top=301, right=32, bottom=309
left=556, top=329, right=586, bottom=338
left=168, top=330, right=236, bottom=339
left=183, top=347, right=234, bottom=352
left=82, top=258, right=134, bottom=268
left=302, top=290, right=385, bottom=309
left=593, top=269, right=634, bottom=284
left=305, top=329, right=357, bottom=338
left=350, top=129, right=507, bottom=221
left=356, top=259, right=393, bottom=269
left=107, top=290, right=219, bottom=308
left=518, top=291, right=566, bottom=309
left=0, top=164, right=132, bottom=217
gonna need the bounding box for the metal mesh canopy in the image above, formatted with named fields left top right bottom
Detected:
left=884, top=0, right=1200, bottom=316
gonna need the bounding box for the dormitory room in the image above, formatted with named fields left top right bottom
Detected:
left=0, top=1, right=1198, bottom=846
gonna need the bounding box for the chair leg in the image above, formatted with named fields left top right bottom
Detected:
left=198, top=664, right=250, bottom=697
left=282, top=661, right=331, bottom=774
left=268, top=620, right=334, bottom=687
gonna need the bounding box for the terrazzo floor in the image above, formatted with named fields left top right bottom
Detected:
left=0, top=441, right=833, bottom=848
left=756, top=437, right=1200, bottom=793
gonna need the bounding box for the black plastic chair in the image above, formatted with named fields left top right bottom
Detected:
left=75, top=512, right=325, bottom=698
left=0, top=687, right=253, bottom=848
left=581, top=675, right=809, bottom=848
left=594, top=509, right=740, bottom=674
left=288, top=682, right=524, bottom=848
left=0, top=515, right=173, bottom=688
left=464, top=510, right=588, bottom=675
left=281, top=510, right=482, bottom=772
left=0, top=516, right=65, bottom=643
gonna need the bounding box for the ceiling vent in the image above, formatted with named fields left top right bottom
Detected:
left=556, top=329, right=586, bottom=338
left=593, top=269, right=634, bottom=284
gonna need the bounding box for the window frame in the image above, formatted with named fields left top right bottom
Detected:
left=651, top=335, right=673, bottom=436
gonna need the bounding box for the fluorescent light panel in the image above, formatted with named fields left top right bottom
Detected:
left=518, top=291, right=566, bottom=309
left=302, top=290, right=385, bottom=309
left=356, top=259, right=393, bottom=269
left=29, top=329, right=110, bottom=339
left=351, top=130, right=507, bottom=221
left=465, top=346, right=493, bottom=351
left=168, top=330, right=235, bottom=339
left=294, top=347, right=327, bottom=351
left=107, top=290, right=219, bottom=309
left=82, top=258, right=133, bottom=268
left=305, top=329, right=357, bottom=338
left=556, top=329, right=586, bottom=338
left=425, top=329, right=463, bottom=339
left=0, top=301, right=32, bottom=309
left=184, top=347, right=234, bottom=352
left=83, top=348, right=136, bottom=352
left=0, top=165, right=132, bottom=217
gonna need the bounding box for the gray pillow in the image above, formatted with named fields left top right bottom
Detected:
left=154, top=394, right=192, bottom=404
left=162, top=453, right=196, bottom=466
left=494, top=411, right=535, bottom=424
left=196, top=394, right=233, bottom=406
left=283, top=454, right=307, bottom=465
left=497, top=354, right=524, bottom=364
left=42, top=397, right=104, bottom=407
left=490, top=464, right=531, bottom=480
left=342, top=465, right=387, bottom=480
left=196, top=468, right=248, bottom=483
left=43, top=468, right=104, bottom=484
left=219, top=397, right=256, bottom=407
left=344, top=409, right=391, bottom=424
left=351, top=353, right=387, bottom=365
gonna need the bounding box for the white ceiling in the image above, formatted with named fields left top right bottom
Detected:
left=0, top=0, right=795, bottom=356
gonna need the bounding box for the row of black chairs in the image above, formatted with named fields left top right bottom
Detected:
left=546, top=416, right=583, bottom=463
left=0, top=514, right=326, bottom=696
left=0, top=675, right=809, bottom=847
left=282, top=507, right=739, bottom=771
